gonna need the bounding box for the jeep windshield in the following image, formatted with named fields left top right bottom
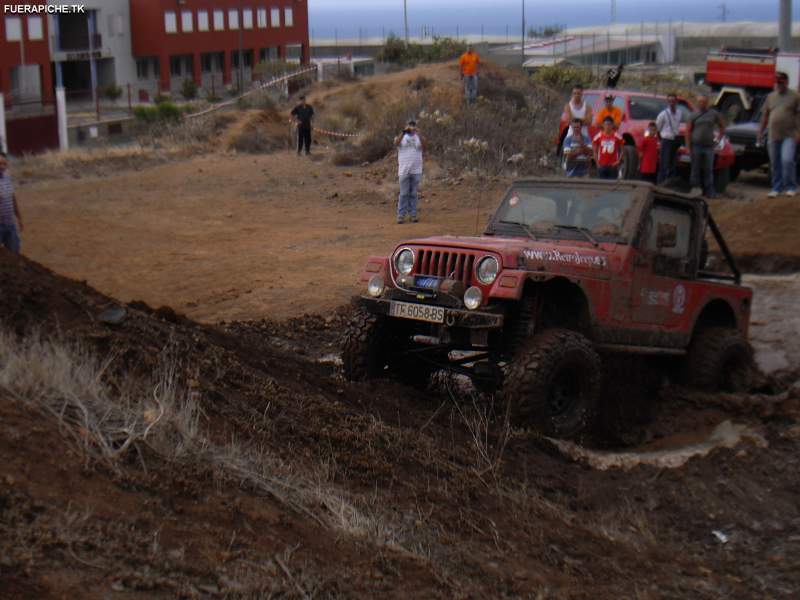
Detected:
left=488, top=185, right=636, bottom=242
left=628, top=96, right=691, bottom=121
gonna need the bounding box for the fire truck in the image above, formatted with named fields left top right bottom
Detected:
left=706, top=48, right=800, bottom=122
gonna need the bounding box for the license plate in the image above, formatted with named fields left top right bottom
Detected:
left=679, top=154, right=691, bottom=163
left=414, top=276, right=439, bottom=290
left=389, top=301, right=445, bottom=323
left=731, top=143, right=745, bottom=153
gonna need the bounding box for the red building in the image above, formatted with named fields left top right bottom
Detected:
left=1, top=1, right=55, bottom=107
left=129, top=0, right=310, bottom=94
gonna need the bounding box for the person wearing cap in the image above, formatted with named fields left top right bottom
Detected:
left=290, top=95, right=314, bottom=156
left=594, top=93, right=623, bottom=128
left=759, top=70, right=800, bottom=197
left=394, top=120, right=425, bottom=224
left=458, top=45, right=481, bottom=104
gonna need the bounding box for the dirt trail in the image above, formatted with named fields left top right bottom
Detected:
left=2, top=251, right=800, bottom=598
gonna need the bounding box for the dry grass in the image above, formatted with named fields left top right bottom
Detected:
left=0, top=328, right=426, bottom=558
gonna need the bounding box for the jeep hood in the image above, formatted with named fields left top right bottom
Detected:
left=398, top=235, right=623, bottom=275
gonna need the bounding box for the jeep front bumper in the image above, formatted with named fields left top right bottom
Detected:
left=360, top=294, right=504, bottom=329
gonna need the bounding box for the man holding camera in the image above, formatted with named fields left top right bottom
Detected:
left=394, top=120, right=425, bottom=224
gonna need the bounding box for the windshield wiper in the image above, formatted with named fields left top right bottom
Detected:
left=552, top=224, right=599, bottom=247
left=498, top=219, right=537, bottom=241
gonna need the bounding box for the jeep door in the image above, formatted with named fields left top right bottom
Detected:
left=630, top=197, right=699, bottom=339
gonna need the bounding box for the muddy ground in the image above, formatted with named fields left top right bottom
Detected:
left=3, top=65, right=800, bottom=598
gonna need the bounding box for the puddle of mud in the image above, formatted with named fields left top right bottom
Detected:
left=549, top=420, right=768, bottom=471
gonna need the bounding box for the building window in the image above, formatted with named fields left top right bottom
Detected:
left=198, top=10, right=209, bottom=32
left=228, top=9, right=239, bottom=29
left=5, top=16, right=22, bottom=41
left=170, top=56, right=182, bottom=76
left=270, top=8, right=280, bottom=27
left=27, top=16, right=43, bottom=40
left=201, top=54, right=213, bottom=73
left=181, top=10, right=193, bottom=32
left=165, top=11, right=177, bottom=34
left=257, top=8, right=267, bottom=28
left=284, top=8, right=293, bottom=27
left=213, top=9, right=224, bottom=30
left=136, top=58, right=149, bottom=80
left=242, top=9, right=253, bottom=29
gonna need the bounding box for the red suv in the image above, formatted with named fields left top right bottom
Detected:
left=556, top=90, right=736, bottom=191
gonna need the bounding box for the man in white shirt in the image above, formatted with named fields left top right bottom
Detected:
left=394, top=120, right=425, bottom=224
left=655, top=93, right=683, bottom=184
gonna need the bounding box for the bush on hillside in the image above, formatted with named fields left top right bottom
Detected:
left=530, top=64, right=596, bottom=92
left=377, top=34, right=466, bottom=65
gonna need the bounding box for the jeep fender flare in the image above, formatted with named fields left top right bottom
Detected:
left=688, top=297, right=740, bottom=340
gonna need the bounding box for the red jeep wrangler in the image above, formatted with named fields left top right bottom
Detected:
left=556, top=90, right=736, bottom=191
left=343, top=178, right=754, bottom=438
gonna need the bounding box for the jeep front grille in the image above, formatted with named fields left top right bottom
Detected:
left=414, top=249, right=477, bottom=285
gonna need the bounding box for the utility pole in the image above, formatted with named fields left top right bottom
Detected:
left=238, top=1, right=243, bottom=90
left=403, top=0, right=409, bottom=47
left=718, top=3, right=729, bottom=22
left=610, top=0, right=617, bottom=23
left=779, top=0, right=792, bottom=51
left=521, top=0, right=525, bottom=67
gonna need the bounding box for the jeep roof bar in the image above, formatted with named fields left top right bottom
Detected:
left=706, top=212, right=741, bottom=285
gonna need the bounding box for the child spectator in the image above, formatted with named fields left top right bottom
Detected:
left=592, top=117, right=623, bottom=180
left=640, top=121, right=659, bottom=183
left=562, top=118, right=593, bottom=177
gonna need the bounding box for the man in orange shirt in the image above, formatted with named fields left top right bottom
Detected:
left=594, top=93, right=623, bottom=128
left=458, top=46, right=480, bottom=104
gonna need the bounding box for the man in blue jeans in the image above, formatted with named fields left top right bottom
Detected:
left=394, top=120, right=425, bottom=223
left=759, top=71, right=800, bottom=198
left=686, top=94, right=724, bottom=198
left=0, top=152, right=23, bottom=254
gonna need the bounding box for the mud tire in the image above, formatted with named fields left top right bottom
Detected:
left=685, top=327, right=755, bottom=392
left=503, top=328, right=602, bottom=438
left=621, top=145, right=639, bottom=180
left=342, top=307, right=388, bottom=381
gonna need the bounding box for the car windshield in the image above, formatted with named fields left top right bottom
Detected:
left=490, top=186, right=636, bottom=241
left=629, top=95, right=691, bottom=122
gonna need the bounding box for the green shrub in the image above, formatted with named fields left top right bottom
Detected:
left=102, top=84, right=123, bottom=102
left=157, top=102, right=182, bottom=121
left=154, top=92, right=171, bottom=104
left=180, top=78, right=198, bottom=100
left=133, top=105, right=159, bottom=123
left=377, top=34, right=466, bottom=65
left=531, top=64, right=595, bottom=92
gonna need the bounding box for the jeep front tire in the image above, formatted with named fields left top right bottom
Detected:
left=342, top=307, right=389, bottom=381
left=503, top=328, right=602, bottom=438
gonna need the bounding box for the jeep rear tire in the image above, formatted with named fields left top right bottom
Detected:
left=503, top=328, right=602, bottom=438
left=685, top=327, right=755, bottom=392
left=342, top=307, right=389, bottom=381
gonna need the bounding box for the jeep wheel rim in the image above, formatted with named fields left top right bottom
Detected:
left=547, top=368, right=582, bottom=416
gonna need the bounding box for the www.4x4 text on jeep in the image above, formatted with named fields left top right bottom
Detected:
left=342, top=178, right=754, bottom=438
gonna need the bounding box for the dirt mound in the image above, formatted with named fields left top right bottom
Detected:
left=219, top=108, right=293, bottom=154
left=2, top=250, right=800, bottom=598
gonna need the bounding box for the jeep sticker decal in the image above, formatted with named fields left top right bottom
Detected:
left=522, top=248, right=607, bottom=268
left=672, top=284, right=687, bottom=314
left=641, top=288, right=671, bottom=307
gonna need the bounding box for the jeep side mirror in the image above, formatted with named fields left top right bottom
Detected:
left=656, top=223, right=678, bottom=250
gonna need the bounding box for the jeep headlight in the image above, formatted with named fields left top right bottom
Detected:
left=367, top=275, right=385, bottom=298
left=464, top=286, right=483, bottom=310
left=476, top=256, right=500, bottom=285
left=394, top=248, right=415, bottom=275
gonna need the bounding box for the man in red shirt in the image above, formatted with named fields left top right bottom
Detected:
left=639, top=121, right=659, bottom=183
left=592, top=116, right=623, bottom=179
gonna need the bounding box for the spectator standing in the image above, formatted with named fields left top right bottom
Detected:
left=655, top=93, right=683, bottom=184
left=639, top=122, right=659, bottom=183
left=394, top=120, right=425, bottom=224
left=459, top=46, right=481, bottom=104
left=686, top=94, right=724, bottom=198
left=593, top=117, right=623, bottom=179
left=563, top=85, right=593, bottom=134
left=594, top=93, right=623, bottom=128
left=290, top=95, right=314, bottom=156
left=562, top=118, right=593, bottom=177
left=0, top=152, right=23, bottom=254
left=759, top=71, right=800, bottom=197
